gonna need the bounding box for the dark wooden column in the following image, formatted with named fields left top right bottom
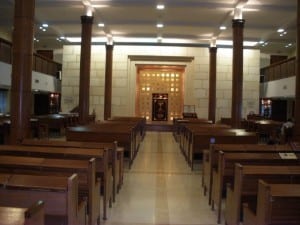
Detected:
left=231, top=19, right=245, bottom=128
left=293, top=0, right=300, bottom=141
left=78, top=15, right=93, bottom=124
left=10, top=0, right=35, bottom=144
left=104, top=44, right=113, bottom=120
left=208, top=47, right=217, bottom=123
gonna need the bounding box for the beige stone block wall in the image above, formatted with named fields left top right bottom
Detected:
left=61, top=44, right=260, bottom=121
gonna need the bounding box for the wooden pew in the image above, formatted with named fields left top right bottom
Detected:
left=0, top=173, right=86, bottom=225
left=211, top=151, right=300, bottom=224
left=100, top=120, right=144, bottom=156
left=0, top=200, right=45, bottom=225
left=202, top=144, right=292, bottom=200
left=0, top=156, right=100, bottom=225
left=107, top=116, right=146, bottom=141
left=225, top=163, right=300, bottom=225
left=188, top=129, right=258, bottom=170
left=177, top=123, right=228, bottom=156
left=177, top=124, right=231, bottom=164
left=243, top=180, right=300, bottom=225
left=0, top=144, right=109, bottom=222
left=21, top=138, right=121, bottom=205
left=66, top=123, right=138, bottom=168
left=36, top=114, right=67, bottom=137
left=172, top=118, right=212, bottom=142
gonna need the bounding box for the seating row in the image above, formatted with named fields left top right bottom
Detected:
left=200, top=142, right=300, bottom=225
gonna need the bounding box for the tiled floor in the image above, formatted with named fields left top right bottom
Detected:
left=102, top=131, right=224, bottom=225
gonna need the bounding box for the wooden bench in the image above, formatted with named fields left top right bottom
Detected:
left=107, top=116, right=146, bottom=141
left=36, top=114, right=67, bottom=137
left=0, top=143, right=112, bottom=221
left=243, top=180, right=300, bottom=225
left=66, top=122, right=138, bottom=168
left=225, top=163, right=300, bottom=225
left=202, top=144, right=292, bottom=200
left=0, top=200, right=45, bottom=225
left=178, top=124, right=231, bottom=165
left=177, top=123, right=229, bottom=156
left=0, top=156, right=100, bottom=225
left=211, top=151, right=300, bottom=224
left=172, top=118, right=212, bottom=142
left=22, top=139, right=124, bottom=201
left=0, top=144, right=109, bottom=222
left=101, top=119, right=144, bottom=153
left=188, top=129, right=258, bottom=170
left=0, top=173, right=86, bottom=225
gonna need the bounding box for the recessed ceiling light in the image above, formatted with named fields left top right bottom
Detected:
left=285, top=43, right=292, bottom=48
left=219, top=26, right=227, bottom=30
left=277, top=28, right=284, bottom=33
left=156, top=4, right=165, bottom=10
left=98, top=23, right=105, bottom=27
left=42, top=23, right=48, bottom=28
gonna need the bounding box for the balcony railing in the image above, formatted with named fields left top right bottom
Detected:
left=260, top=57, right=296, bottom=82
left=0, top=37, right=61, bottom=77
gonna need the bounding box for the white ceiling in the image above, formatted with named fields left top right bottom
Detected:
left=0, top=0, right=297, bottom=55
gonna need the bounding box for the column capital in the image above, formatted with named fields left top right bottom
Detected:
left=209, top=46, right=217, bottom=53
left=81, top=15, right=94, bottom=24
left=232, top=19, right=245, bottom=28
left=106, top=43, right=114, bottom=50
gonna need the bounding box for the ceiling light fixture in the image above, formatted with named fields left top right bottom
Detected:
left=98, top=23, right=105, bottom=27
left=156, top=23, right=164, bottom=28
left=219, top=26, right=227, bottom=30
left=156, top=4, right=165, bottom=10
left=277, top=28, right=285, bottom=33
left=285, top=43, right=292, bottom=48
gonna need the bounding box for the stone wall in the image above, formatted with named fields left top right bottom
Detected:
left=61, top=44, right=260, bottom=122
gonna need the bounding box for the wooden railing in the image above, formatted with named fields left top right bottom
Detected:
left=261, top=56, right=296, bottom=82
left=0, top=37, right=62, bottom=77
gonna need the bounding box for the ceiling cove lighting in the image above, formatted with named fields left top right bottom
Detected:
left=157, top=36, right=163, bottom=42
left=65, top=36, right=257, bottom=46
left=216, top=39, right=257, bottom=47
left=210, top=38, right=217, bottom=47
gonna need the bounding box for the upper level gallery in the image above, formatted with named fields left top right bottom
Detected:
left=260, top=56, right=296, bottom=99
left=0, top=38, right=62, bottom=93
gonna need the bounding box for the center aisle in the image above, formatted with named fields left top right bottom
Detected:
left=103, top=131, right=222, bottom=225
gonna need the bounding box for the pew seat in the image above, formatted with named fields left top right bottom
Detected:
left=0, top=155, right=100, bottom=225
left=0, top=173, right=86, bottom=225
left=0, top=200, right=44, bottom=225
left=225, top=164, right=300, bottom=225
left=21, top=138, right=123, bottom=201
left=211, top=151, right=300, bottom=224
left=243, top=180, right=300, bottom=225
